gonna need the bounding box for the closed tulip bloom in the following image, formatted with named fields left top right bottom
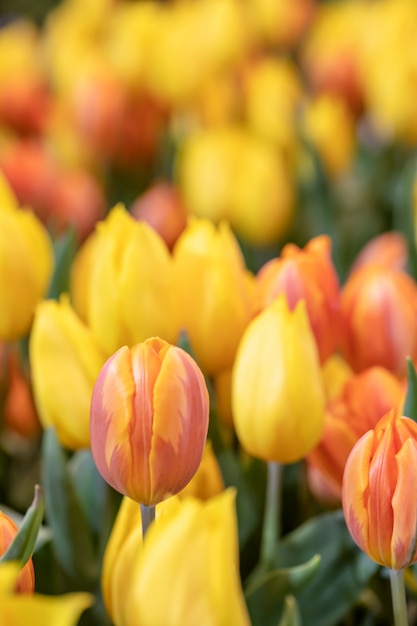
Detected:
left=173, top=218, right=254, bottom=375
left=102, top=489, right=250, bottom=626
left=178, top=440, right=224, bottom=500
left=0, top=206, right=53, bottom=341
left=341, top=264, right=417, bottom=377
left=70, top=205, right=179, bottom=357
left=343, top=409, right=417, bottom=569
left=232, top=295, right=326, bottom=463
left=255, top=235, right=341, bottom=364
left=30, top=296, right=106, bottom=449
left=0, top=511, right=34, bottom=593
left=308, top=366, right=404, bottom=501
left=90, top=337, right=209, bottom=505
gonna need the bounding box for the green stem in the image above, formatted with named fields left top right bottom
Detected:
left=140, top=504, right=156, bottom=540
left=390, top=568, right=409, bottom=626
left=260, top=461, right=283, bottom=568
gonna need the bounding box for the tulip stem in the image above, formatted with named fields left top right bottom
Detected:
left=390, top=568, right=409, bottom=626
left=260, top=461, right=283, bottom=568
left=140, top=504, right=155, bottom=539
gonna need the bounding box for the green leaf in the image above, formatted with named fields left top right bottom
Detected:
left=47, top=227, right=78, bottom=300
left=41, top=428, right=99, bottom=586
left=403, top=357, right=417, bottom=422
left=0, top=484, right=45, bottom=566
left=278, top=509, right=378, bottom=626
left=68, top=449, right=107, bottom=534
left=278, top=596, right=302, bottom=626
left=245, top=555, right=320, bottom=626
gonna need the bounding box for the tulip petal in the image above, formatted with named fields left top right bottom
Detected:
left=391, top=438, right=417, bottom=569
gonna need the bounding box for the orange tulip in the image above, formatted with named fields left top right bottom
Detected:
left=342, top=409, right=417, bottom=569
left=0, top=511, right=34, bottom=593
left=90, top=337, right=209, bottom=506
left=308, top=366, right=404, bottom=501
left=350, top=231, right=408, bottom=274
left=341, top=264, right=417, bottom=377
left=255, top=235, right=341, bottom=363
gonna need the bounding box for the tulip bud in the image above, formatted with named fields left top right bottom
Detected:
left=308, top=366, right=404, bottom=501
left=341, top=264, right=417, bottom=377
left=70, top=205, right=180, bottom=357
left=178, top=441, right=224, bottom=500
left=0, top=511, right=34, bottom=593
left=351, top=231, right=408, bottom=274
left=102, top=489, right=250, bottom=626
left=256, top=235, right=342, bottom=364
left=90, top=337, right=209, bottom=506
left=29, top=296, right=106, bottom=450
left=0, top=205, right=53, bottom=341
left=173, top=218, right=254, bottom=375
left=232, top=295, right=326, bottom=463
left=342, top=409, right=417, bottom=569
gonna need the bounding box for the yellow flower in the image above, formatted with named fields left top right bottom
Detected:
left=70, top=204, right=179, bottom=356
left=0, top=205, right=53, bottom=341
left=30, top=296, right=106, bottom=449
left=102, top=490, right=250, bottom=626
left=179, top=441, right=224, bottom=500
left=173, top=217, right=253, bottom=375
left=232, top=295, right=326, bottom=463
left=0, top=562, right=92, bottom=626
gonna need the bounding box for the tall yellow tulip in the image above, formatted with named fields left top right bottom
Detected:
left=173, top=217, right=253, bottom=375
left=29, top=296, right=106, bottom=449
left=0, top=205, right=53, bottom=341
left=70, top=204, right=179, bottom=356
left=232, top=295, right=326, bottom=463
left=102, top=489, right=251, bottom=626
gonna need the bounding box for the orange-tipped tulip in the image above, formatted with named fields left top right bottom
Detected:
left=341, top=264, right=417, bottom=377
left=0, top=511, right=34, bottom=593
left=90, top=337, right=209, bottom=505
left=343, top=409, right=417, bottom=570
left=308, top=366, right=404, bottom=501
left=255, top=235, right=341, bottom=363
left=232, top=295, right=326, bottom=463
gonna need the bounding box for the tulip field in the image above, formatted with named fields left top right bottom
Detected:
left=3, top=0, right=417, bottom=624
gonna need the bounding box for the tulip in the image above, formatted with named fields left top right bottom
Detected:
left=0, top=512, right=34, bottom=593
left=342, top=409, right=417, bottom=570
left=308, top=366, right=404, bottom=501
left=351, top=231, right=408, bottom=273
left=232, top=295, right=326, bottom=463
left=90, top=337, right=209, bottom=505
left=102, top=489, right=251, bottom=626
left=0, top=204, right=53, bottom=341
left=173, top=218, right=254, bottom=375
left=29, top=296, right=106, bottom=450
left=178, top=441, right=224, bottom=500
left=246, top=0, right=316, bottom=49
left=70, top=205, right=180, bottom=357
left=256, top=235, right=342, bottom=364
left=341, top=264, right=417, bottom=377
left=0, top=562, right=92, bottom=626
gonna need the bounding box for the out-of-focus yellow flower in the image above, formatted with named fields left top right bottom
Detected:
left=0, top=511, right=34, bottom=592
left=341, top=264, right=417, bottom=378
left=0, top=562, right=92, bottom=626
left=243, top=57, right=302, bottom=159
left=232, top=295, right=326, bottom=463
left=176, top=125, right=295, bottom=245
left=102, top=489, right=251, bottom=626
left=173, top=217, right=254, bottom=375
left=302, top=93, right=356, bottom=177
left=322, top=353, right=353, bottom=401
left=343, top=409, right=417, bottom=569
left=246, top=0, right=316, bottom=49
left=90, top=337, right=209, bottom=505
left=0, top=170, right=18, bottom=209
left=179, top=441, right=224, bottom=500
left=70, top=204, right=179, bottom=357
left=29, top=296, right=106, bottom=449
left=0, top=204, right=53, bottom=341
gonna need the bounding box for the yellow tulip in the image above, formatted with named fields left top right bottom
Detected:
left=102, top=490, right=251, bottom=626
left=0, top=562, right=92, bottom=626
left=173, top=217, right=253, bottom=375
left=179, top=441, right=224, bottom=500
left=29, top=296, right=106, bottom=449
left=70, top=204, right=179, bottom=356
left=232, top=295, right=326, bottom=463
left=0, top=207, right=53, bottom=341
